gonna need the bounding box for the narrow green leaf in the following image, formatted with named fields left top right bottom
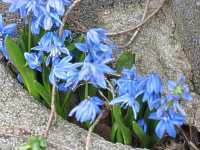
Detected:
left=116, top=129, right=124, bottom=143
left=18, top=144, right=31, bottom=150
left=111, top=122, right=118, bottom=141
left=34, top=81, right=51, bottom=106
left=132, top=120, right=149, bottom=147
left=42, top=63, right=51, bottom=93
left=116, top=51, right=135, bottom=71
left=111, top=105, right=132, bottom=144
left=5, top=36, right=39, bottom=98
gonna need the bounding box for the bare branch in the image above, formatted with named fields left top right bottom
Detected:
left=59, top=0, right=82, bottom=37
left=107, top=0, right=167, bottom=36
left=120, top=0, right=151, bottom=49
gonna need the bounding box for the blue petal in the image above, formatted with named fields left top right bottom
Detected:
left=166, top=122, right=176, bottom=138
left=3, top=23, right=16, bottom=35
left=110, top=94, right=130, bottom=105
left=75, top=43, right=88, bottom=52
left=155, top=121, right=166, bottom=138
left=182, top=92, right=192, bottom=101
left=168, top=80, right=177, bottom=91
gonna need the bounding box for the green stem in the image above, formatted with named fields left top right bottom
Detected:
left=28, top=16, right=32, bottom=51
left=85, top=82, right=89, bottom=99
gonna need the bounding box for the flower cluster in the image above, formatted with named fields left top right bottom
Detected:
left=110, top=68, right=192, bottom=138
left=3, top=0, right=71, bottom=34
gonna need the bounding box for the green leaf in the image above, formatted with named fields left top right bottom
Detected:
left=116, top=129, right=124, bottom=143
left=132, top=121, right=150, bottom=147
left=42, top=62, right=51, bottom=93
left=116, top=51, right=135, bottom=71
left=34, top=81, right=51, bottom=106
left=111, top=122, right=118, bottom=141
left=111, top=105, right=132, bottom=145
left=17, top=144, right=31, bottom=150
left=38, top=137, right=47, bottom=148
left=5, top=36, right=39, bottom=98
left=32, top=142, right=41, bottom=150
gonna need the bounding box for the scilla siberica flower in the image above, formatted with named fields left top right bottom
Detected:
left=73, top=55, right=115, bottom=89
left=49, top=56, right=82, bottom=86
left=143, top=73, right=163, bottom=110
left=32, top=30, right=71, bottom=66
left=110, top=68, right=144, bottom=119
left=69, top=96, right=104, bottom=123
left=74, top=28, right=115, bottom=89
left=0, top=15, right=16, bottom=59
left=24, top=52, right=43, bottom=72
left=3, top=0, right=71, bottom=34
left=149, top=109, right=185, bottom=138
left=168, top=75, right=192, bottom=101
left=75, top=28, right=114, bottom=62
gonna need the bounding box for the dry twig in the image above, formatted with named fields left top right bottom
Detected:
left=59, top=0, right=82, bottom=36
left=107, top=0, right=167, bottom=36
left=178, top=126, right=198, bottom=150
left=44, top=85, right=56, bottom=138
left=85, top=110, right=105, bottom=150
left=120, top=0, right=151, bottom=49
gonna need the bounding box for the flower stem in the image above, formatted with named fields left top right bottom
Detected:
left=85, top=82, right=89, bottom=99
left=44, top=85, right=56, bottom=138
left=28, top=16, right=32, bottom=51
left=85, top=110, right=105, bottom=150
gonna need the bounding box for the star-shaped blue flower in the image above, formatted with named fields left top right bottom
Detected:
left=49, top=56, right=82, bottom=86
left=24, top=52, right=43, bottom=72
left=143, top=73, right=163, bottom=110
left=69, top=96, right=104, bottom=123
left=32, top=30, right=71, bottom=65
left=168, top=75, right=192, bottom=101
left=149, top=109, right=185, bottom=138
left=110, top=68, right=144, bottom=119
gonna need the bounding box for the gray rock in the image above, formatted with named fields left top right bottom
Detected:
left=171, top=0, right=200, bottom=94
left=0, top=63, right=138, bottom=149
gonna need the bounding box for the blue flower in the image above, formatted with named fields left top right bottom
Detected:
left=149, top=109, right=185, bottom=138
left=75, top=28, right=115, bottom=62
left=3, top=0, right=71, bottom=33
left=0, top=15, right=16, bottom=59
left=69, top=96, right=104, bottom=123
left=138, top=119, right=148, bottom=133
left=143, top=74, right=163, bottom=110
left=110, top=68, right=144, bottom=119
left=32, top=31, right=71, bottom=65
left=46, top=0, right=71, bottom=16
left=3, top=0, right=42, bottom=17
left=115, top=68, right=144, bottom=96
left=73, top=58, right=115, bottom=89
left=160, top=94, right=186, bottom=116
left=24, top=52, right=43, bottom=72
left=168, top=75, right=192, bottom=101
left=49, top=56, right=82, bottom=86
left=110, top=94, right=140, bottom=119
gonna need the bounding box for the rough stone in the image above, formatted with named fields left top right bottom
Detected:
left=0, top=63, right=138, bottom=149
left=170, top=0, right=200, bottom=94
